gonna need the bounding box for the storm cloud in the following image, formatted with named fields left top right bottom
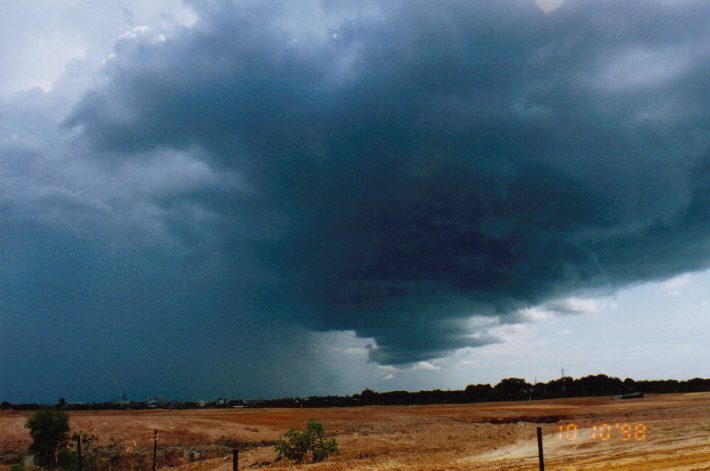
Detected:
left=6, top=0, right=710, bottom=372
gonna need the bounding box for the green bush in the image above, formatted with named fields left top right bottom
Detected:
left=274, top=419, right=339, bottom=464
left=25, top=408, right=70, bottom=468
left=24, top=408, right=105, bottom=470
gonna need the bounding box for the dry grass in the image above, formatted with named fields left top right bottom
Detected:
left=1, top=392, right=709, bottom=470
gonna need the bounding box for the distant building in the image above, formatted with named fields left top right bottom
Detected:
left=614, top=392, right=644, bottom=400
left=147, top=396, right=164, bottom=408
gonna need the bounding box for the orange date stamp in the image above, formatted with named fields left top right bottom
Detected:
left=557, top=423, right=646, bottom=441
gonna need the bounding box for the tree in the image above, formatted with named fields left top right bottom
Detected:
left=465, top=384, right=494, bottom=402
left=25, top=408, right=70, bottom=469
left=494, top=378, right=532, bottom=401
left=274, top=419, right=339, bottom=464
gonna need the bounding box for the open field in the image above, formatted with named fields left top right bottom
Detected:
left=1, top=392, right=709, bottom=470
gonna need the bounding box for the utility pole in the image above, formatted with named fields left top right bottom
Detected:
left=561, top=368, right=566, bottom=396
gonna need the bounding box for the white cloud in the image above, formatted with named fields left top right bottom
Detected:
left=547, top=297, right=601, bottom=315
left=373, top=360, right=441, bottom=374
left=534, top=0, right=565, bottom=14
left=411, top=361, right=440, bottom=371
left=658, top=274, right=690, bottom=297
left=119, top=25, right=152, bottom=40
left=516, top=307, right=554, bottom=322
left=333, top=347, right=367, bottom=356
left=0, top=0, right=196, bottom=95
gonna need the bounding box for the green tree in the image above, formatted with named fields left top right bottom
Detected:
left=274, top=419, right=339, bottom=464
left=25, top=408, right=70, bottom=469
left=494, top=377, right=532, bottom=400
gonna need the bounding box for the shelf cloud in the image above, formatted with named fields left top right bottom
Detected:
left=4, top=0, right=710, bottom=372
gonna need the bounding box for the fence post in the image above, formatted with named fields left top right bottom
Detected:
left=537, top=426, right=545, bottom=471
left=232, top=448, right=238, bottom=471
left=75, top=434, right=82, bottom=471
left=152, top=429, right=158, bottom=471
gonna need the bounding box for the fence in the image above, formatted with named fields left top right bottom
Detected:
left=68, top=431, right=241, bottom=471
left=69, top=427, right=546, bottom=471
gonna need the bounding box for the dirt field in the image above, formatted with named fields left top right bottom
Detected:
left=1, top=392, right=708, bottom=470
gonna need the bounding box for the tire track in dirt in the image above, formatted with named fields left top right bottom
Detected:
left=458, top=419, right=710, bottom=470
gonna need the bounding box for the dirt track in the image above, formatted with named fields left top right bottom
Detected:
left=1, top=392, right=708, bottom=470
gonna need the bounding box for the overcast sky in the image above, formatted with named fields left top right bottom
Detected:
left=1, top=0, right=709, bottom=403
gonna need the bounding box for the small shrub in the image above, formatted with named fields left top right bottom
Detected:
left=62, top=430, right=101, bottom=470
left=274, top=419, right=339, bottom=464
left=25, top=408, right=70, bottom=468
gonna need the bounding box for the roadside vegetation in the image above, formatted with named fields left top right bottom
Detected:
left=274, top=419, right=339, bottom=464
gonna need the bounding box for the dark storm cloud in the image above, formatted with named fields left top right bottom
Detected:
left=66, top=0, right=710, bottom=364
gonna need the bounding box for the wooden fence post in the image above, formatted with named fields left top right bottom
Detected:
left=152, top=429, right=158, bottom=471
left=75, top=434, right=82, bottom=471
left=233, top=448, right=239, bottom=471
left=537, top=426, right=545, bottom=471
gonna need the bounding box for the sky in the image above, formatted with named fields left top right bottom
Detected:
left=0, top=0, right=709, bottom=403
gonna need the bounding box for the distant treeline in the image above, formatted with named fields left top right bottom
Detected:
left=253, top=376, right=710, bottom=408
left=1, top=375, right=708, bottom=410
left=0, top=400, right=240, bottom=411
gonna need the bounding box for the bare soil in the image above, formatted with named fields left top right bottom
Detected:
left=1, top=392, right=708, bottom=470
